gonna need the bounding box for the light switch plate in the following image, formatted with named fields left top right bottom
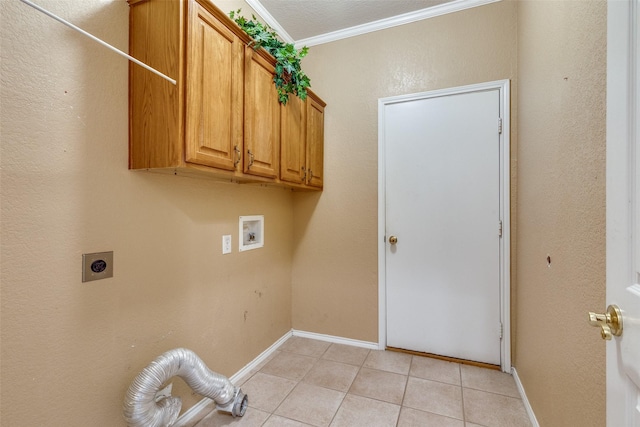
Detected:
left=82, top=251, right=113, bottom=282
left=222, top=235, right=232, bottom=254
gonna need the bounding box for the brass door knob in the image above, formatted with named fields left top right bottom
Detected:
left=389, top=236, right=398, bottom=245
left=588, top=304, right=623, bottom=340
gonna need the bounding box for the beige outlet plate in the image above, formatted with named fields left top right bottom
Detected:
left=82, top=251, right=113, bottom=282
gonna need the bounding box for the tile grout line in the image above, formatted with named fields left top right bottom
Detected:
left=395, top=355, right=415, bottom=426
left=327, top=343, right=371, bottom=427
left=259, top=349, right=319, bottom=426
left=311, top=343, right=345, bottom=427
left=326, top=373, right=351, bottom=426
left=459, top=363, right=466, bottom=424
left=462, top=385, right=524, bottom=399
left=268, top=341, right=357, bottom=427
left=285, top=344, right=326, bottom=426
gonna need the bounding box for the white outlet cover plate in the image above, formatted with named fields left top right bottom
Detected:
left=222, top=235, right=232, bottom=254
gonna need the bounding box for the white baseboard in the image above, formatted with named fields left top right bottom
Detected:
left=229, top=331, right=293, bottom=384
left=173, top=330, right=293, bottom=427
left=291, top=329, right=379, bottom=350
left=512, top=367, right=540, bottom=427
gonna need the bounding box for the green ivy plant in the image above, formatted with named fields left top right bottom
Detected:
left=229, top=9, right=310, bottom=105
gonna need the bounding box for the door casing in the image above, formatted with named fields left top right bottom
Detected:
left=377, top=80, right=512, bottom=372
left=606, top=0, right=640, bottom=425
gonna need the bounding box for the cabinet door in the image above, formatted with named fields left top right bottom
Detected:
left=129, top=0, right=182, bottom=169
left=280, top=94, right=306, bottom=184
left=185, top=2, right=243, bottom=171
left=306, top=95, right=325, bottom=188
left=244, top=47, right=280, bottom=179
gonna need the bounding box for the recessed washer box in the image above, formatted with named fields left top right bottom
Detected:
left=239, top=215, right=264, bottom=252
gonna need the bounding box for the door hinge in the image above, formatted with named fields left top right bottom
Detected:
left=499, top=220, right=503, bottom=238
left=499, top=323, right=503, bottom=340
left=498, top=117, right=503, bottom=134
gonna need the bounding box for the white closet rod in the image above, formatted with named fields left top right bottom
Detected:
left=19, top=0, right=177, bottom=85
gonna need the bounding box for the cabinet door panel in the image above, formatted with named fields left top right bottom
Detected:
left=129, top=0, right=182, bottom=169
left=244, top=48, right=279, bottom=179
left=185, top=4, right=243, bottom=170
left=306, top=96, right=324, bottom=188
left=280, top=95, right=306, bottom=183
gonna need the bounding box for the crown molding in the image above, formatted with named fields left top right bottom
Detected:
left=294, top=0, right=501, bottom=48
left=245, top=0, right=295, bottom=44
left=246, top=0, right=502, bottom=49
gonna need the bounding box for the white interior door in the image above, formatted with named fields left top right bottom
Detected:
left=606, top=1, right=640, bottom=426
left=381, top=82, right=509, bottom=367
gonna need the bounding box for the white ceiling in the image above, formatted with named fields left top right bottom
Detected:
left=245, top=0, right=500, bottom=47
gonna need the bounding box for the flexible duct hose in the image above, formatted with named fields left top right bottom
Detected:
left=123, top=348, right=248, bottom=427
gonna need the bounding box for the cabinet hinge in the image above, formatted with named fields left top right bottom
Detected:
left=499, top=220, right=503, bottom=238
left=498, top=117, right=503, bottom=134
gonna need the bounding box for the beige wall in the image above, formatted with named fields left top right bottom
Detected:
left=0, top=0, right=293, bottom=424
left=293, top=0, right=518, bottom=343
left=515, top=1, right=606, bottom=426
left=1, top=0, right=609, bottom=425
left=296, top=0, right=607, bottom=425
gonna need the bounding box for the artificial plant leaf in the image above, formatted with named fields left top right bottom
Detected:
left=230, top=10, right=311, bottom=104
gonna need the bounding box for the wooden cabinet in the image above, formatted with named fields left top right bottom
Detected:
left=280, top=94, right=305, bottom=184
left=305, top=93, right=326, bottom=188
left=128, top=0, right=184, bottom=170
left=244, top=47, right=280, bottom=179
left=184, top=2, right=244, bottom=172
left=128, top=0, right=324, bottom=190
left=280, top=90, right=326, bottom=189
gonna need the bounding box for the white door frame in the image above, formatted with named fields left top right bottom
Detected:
left=378, top=80, right=511, bottom=372
left=606, top=0, right=639, bottom=425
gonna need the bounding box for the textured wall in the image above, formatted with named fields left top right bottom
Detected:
left=0, top=0, right=293, bottom=425
left=0, top=0, right=609, bottom=425
left=293, top=1, right=518, bottom=344
left=515, top=1, right=606, bottom=426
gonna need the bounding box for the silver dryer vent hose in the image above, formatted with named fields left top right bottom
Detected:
left=123, top=348, right=248, bottom=427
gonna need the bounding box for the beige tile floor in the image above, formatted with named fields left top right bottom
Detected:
left=194, top=336, right=531, bottom=427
